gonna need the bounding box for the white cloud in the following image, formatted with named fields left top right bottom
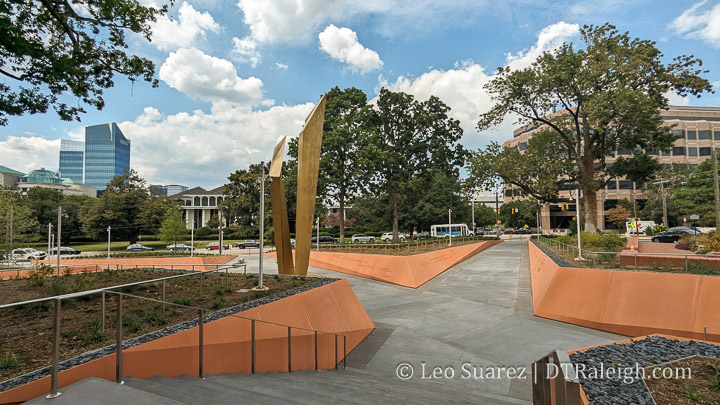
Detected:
left=318, top=25, right=383, bottom=74
left=0, top=136, right=60, bottom=174
left=237, top=0, right=342, bottom=44
left=159, top=48, right=270, bottom=106
left=274, top=62, right=288, bottom=70
left=382, top=22, right=579, bottom=149
left=505, top=22, right=579, bottom=70
left=116, top=103, right=314, bottom=185
left=231, top=36, right=261, bottom=67
left=669, top=1, right=720, bottom=48
left=151, top=2, right=220, bottom=51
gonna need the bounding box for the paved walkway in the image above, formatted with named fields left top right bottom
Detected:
left=306, top=239, right=623, bottom=402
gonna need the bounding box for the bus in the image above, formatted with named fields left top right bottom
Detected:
left=430, top=224, right=471, bottom=237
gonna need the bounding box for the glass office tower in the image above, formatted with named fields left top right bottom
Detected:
left=58, top=140, right=85, bottom=183
left=84, top=123, right=130, bottom=192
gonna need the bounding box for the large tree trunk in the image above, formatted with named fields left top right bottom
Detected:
left=390, top=190, right=399, bottom=241
left=582, top=186, right=598, bottom=232
left=339, top=188, right=345, bottom=243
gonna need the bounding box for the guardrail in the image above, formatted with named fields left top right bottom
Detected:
left=532, top=350, right=583, bottom=405
left=536, top=235, right=720, bottom=271
left=0, top=263, right=346, bottom=399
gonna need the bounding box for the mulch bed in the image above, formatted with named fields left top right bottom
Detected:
left=0, top=268, right=318, bottom=383
left=645, top=356, right=720, bottom=404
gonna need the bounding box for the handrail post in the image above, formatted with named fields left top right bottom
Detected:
left=198, top=309, right=204, bottom=378
left=343, top=335, right=347, bottom=369
left=705, top=327, right=708, bottom=341
left=314, top=331, right=318, bottom=371
left=162, top=280, right=166, bottom=313
left=200, top=271, right=203, bottom=297
left=225, top=268, right=229, bottom=291
left=101, top=290, right=106, bottom=331
left=251, top=319, right=256, bottom=374
left=46, top=298, right=62, bottom=398
left=115, top=294, right=123, bottom=384
left=288, top=326, right=292, bottom=373
left=334, top=334, right=338, bottom=370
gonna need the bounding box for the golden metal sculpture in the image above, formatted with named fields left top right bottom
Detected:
left=269, top=136, right=294, bottom=274
left=293, top=94, right=326, bottom=275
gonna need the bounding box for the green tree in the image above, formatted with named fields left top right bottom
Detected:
left=26, top=187, right=63, bottom=232
left=158, top=208, right=187, bottom=246
left=473, top=204, right=497, bottom=228
left=318, top=86, right=371, bottom=243
left=499, top=200, right=538, bottom=229
left=641, top=164, right=691, bottom=226
left=0, top=192, right=39, bottom=250
left=139, top=195, right=180, bottom=235
left=672, top=156, right=719, bottom=227
left=0, top=0, right=171, bottom=125
left=400, top=170, right=470, bottom=234
left=223, top=163, right=270, bottom=237
left=61, top=194, right=95, bottom=242
left=81, top=170, right=149, bottom=243
left=347, top=194, right=390, bottom=233
left=362, top=88, right=465, bottom=241
left=473, top=23, right=712, bottom=231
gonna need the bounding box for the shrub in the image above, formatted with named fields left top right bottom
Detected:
left=85, top=318, right=106, bottom=342
left=122, top=314, right=142, bottom=332
left=0, top=352, right=19, bottom=369
left=171, top=297, right=193, bottom=306
left=195, top=227, right=212, bottom=238
left=48, top=278, right=68, bottom=296
left=703, top=231, right=720, bottom=253
left=675, top=242, right=692, bottom=251
left=26, top=265, right=54, bottom=287
left=211, top=298, right=225, bottom=309
left=139, top=308, right=167, bottom=326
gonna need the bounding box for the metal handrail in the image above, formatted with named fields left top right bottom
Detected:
left=0, top=263, right=246, bottom=310
left=3, top=265, right=346, bottom=398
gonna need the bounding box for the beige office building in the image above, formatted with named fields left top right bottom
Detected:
left=502, top=106, right=720, bottom=232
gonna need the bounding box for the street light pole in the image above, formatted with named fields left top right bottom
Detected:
left=219, top=210, right=223, bottom=255
left=574, top=189, right=582, bottom=260
left=448, top=208, right=452, bottom=246
left=107, top=226, right=111, bottom=259
left=471, top=198, right=475, bottom=235
left=47, top=223, right=53, bottom=266
left=56, top=206, right=62, bottom=276
left=316, top=217, right=320, bottom=252
left=255, top=162, right=268, bottom=291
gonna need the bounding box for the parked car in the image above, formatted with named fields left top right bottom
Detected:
left=351, top=234, right=375, bottom=243
left=235, top=240, right=260, bottom=249
left=126, top=243, right=154, bottom=252
left=48, top=247, right=81, bottom=255
left=513, top=228, right=532, bottom=234
left=412, top=232, right=430, bottom=240
left=206, top=242, right=230, bottom=250
left=10, top=248, right=47, bottom=261
left=311, top=235, right=335, bottom=245
left=380, top=232, right=407, bottom=242
left=651, top=227, right=702, bottom=243
left=166, top=243, right=194, bottom=251
left=485, top=228, right=502, bottom=236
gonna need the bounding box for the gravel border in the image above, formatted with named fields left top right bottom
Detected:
left=530, top=239, right=575, bottom=267
left=0, top=275, right=338, bottom=393
left=569, top=336, right=720, bottom=405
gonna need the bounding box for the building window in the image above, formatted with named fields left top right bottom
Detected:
left=607, top=180, right=617, bottom=190
left=202, top=196, right=208, bottom=206
left=217, top=197, right=223, bottom=204
left=714, top=131, right=720, bottom=140
left=700, top=147, right=712, bottom=156
left=209, top=197, right=216, bottom=206
left=518, top=142, right=527, bottom=151
left=687, top=130, right=696, bottom=140
left=688, top=147, right=698, bottom=156
left=699, top=130, right=711, bottom=140
left=185, top=200, right=191, bottom=206
left=619, top=180, right=633, bottom=189
left=672, top=147, right=685, bottom=156
left=617, top=148, right=631, bottom=155
left=194, top=197, right=200, bottom=206
left=646, top=149, right=658, bottom=155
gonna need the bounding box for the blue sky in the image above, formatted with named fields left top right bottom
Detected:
left=1, top=0, right=719, bottom=187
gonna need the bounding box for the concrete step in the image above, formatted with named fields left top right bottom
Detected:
left=149, top=375, right=304, bottom=404
left=204, top=373, right=350, bottom=404
left=25, top=377, right=185, bottom=405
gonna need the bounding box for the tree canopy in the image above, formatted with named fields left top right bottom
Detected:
left=470, top=23, right=712, bottom=231
left=0, top=0, right=171, bottom=125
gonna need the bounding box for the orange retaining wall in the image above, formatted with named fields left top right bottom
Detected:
left=529, top=241, right=720, bottom=342
left=0, top=256, right=236, bottom=280
left=270, top=240, right=501, bottom=288
left=0, top=279, right=374, bottom=404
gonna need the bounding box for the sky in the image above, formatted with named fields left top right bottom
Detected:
left=2, top=0, right=720, bottom=188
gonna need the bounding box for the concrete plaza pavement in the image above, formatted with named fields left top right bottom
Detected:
left=237, top=239, right=623, bottom=402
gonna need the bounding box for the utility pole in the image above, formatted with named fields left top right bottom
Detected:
left=714, top=150, right=720, bottom=230
left=47, top=223, right=53, bottom=265
left=448, top=208, right=452, bottom=246
left=107, top=226, right=111, bottom=259
left=56, top=207, right=62, bottom=276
